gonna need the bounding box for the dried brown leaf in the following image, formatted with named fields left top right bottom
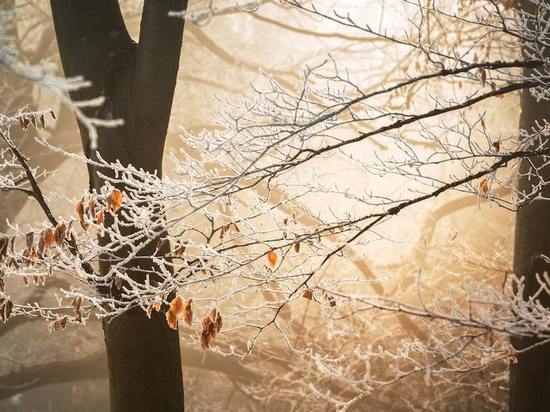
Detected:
left=106, top=189, right=123, bottom=213
left=267, top=250, right=277, bottom=268
left=54, top=222, right=67, bottom=244
left=183, top=299, right=193, bottom=326
left=169, top=295, right=185, bottom=317
left=165, top=309, right=178, bottom=330
left=479, top=178, right=490, bottom=194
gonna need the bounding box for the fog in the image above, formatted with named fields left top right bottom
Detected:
left=0, top=1, right=523, bottom=410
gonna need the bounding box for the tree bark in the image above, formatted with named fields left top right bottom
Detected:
left=49, top=2, right=187, bottom=411
left=511, top=3, right=550, bottom=411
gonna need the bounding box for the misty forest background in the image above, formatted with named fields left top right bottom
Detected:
left=0, top=0, right=542, bottom=411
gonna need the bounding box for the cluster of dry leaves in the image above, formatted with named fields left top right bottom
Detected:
left=147, top=295, right=223, bottom=350
left=0, top=221, right=68, bottom=282
left=14, top=105, right=56, bottom=131
left=75, top=189, right=123, bottom=230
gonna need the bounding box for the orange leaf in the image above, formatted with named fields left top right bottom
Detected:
left=51, top=316, right=67, bottom=332
left=214, top=309, right=222, bottom=333
left=267, top=250, right=277, bottom=268
left=492, top=141, right=501, bottom=153
left=200, top=308, right=222, bottom=350
left=169, top=295, right=184, bottom=317
left=42, top=228, right=55, bottom=248
left=75, top=197, right=87, bottom=230
left=174, top=243, right=187, bottom=256
left=146, top=300, right=162, bottom=318
left=54, top=222, right=67, bottom=244
left=72, top=297, right=82, bottom=310
left=183, top=299, right=193, bottom=326
left=87, top=198, right=96, bottom=218
left=165, top=309, right=178, bottom=330
left=294, top=242, right=300, bottom=253
left=303, top=289, right=313, bottom=300
left=201, top=329, right=212, bottom=349
left=479, top=178, right=489, bottom=194
left=106, top=189, right=123, bottom=213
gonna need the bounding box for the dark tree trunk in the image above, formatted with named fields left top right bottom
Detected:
left=49, top=2, right=187, bottom=411
left=511, top=3, right=550, bottom=411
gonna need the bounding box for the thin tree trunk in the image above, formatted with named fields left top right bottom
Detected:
left=49, top=2, right=187, bottom=411
left=510, top=96, right=550, bottom=411
left=511, top=3, right=550, bottom=410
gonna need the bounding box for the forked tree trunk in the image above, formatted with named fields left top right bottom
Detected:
left=49, top=2, right=187, bottom=411
left=511, top=2, right=550, bottom=411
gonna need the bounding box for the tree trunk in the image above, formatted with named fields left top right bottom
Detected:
left=511, top=3, right=550, bottom=411
left=49, top=2, right=187, bottom=411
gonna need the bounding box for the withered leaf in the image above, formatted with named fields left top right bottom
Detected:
left=183, top=299, right=193, bottom=326
left=23, top=248, right=37, bottom=265
left=76, top=198, right=87, bottom=230
left=200, top=308, right=223, bottom=350
left=146, top=300, right=162, bottom=318
left=169, top=295, right=185, bottom=317
left=52, top=316, right=67, bottom=332
left=29, top=115, right=37, bottom=129
left=106, top=189, right=123, bottom=213
left=156, top=238, right=170, bottom=253
left=267, top=250, right=277, bottom=268
left=54, top=222, right=67, bottom=244
left=0, top=299, right=13, bottom=322
left=0, top=237, right=8, bottom=262
left=478, top=67, right=487, bottom=86
left=42, top=228, right=55, bottom=248
left=174, top=243, right=186, bottom=256
left=72, top=297, right=82, bottom=316
left=508, top=346, right=518, bottom=364
left=201, top=329, right=212, bottom=349
left=479, top=178, right=489, bottom=194
left=213, top=309, right=222, bottom=333
left=25, top=231, right=34, bottom=249
left=165, top=309, right=178, bottom=330
left=87, top=198, right=96, bottom=218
